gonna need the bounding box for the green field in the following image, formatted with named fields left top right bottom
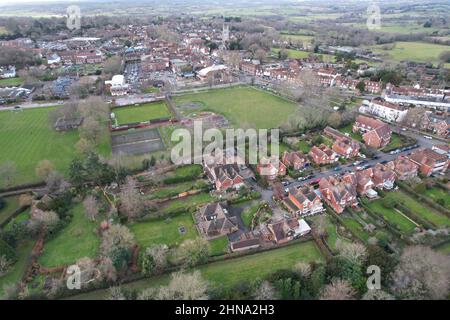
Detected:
left=280, top=34, right=314, bottom=44
left=130, top=213, right=198, bottom=249
left=340, top=215, right=370, bottom=243
left=0, top=77, right=23, bottom=87
left=0, top=241, right=33, bottom=297
left=370, top=41, right=450, bottom=66
left=113, top=101, right=171, bottom=125
left=384, top=191, right=450, bottom=228
left=0, top=107, right=80, bottom=186
left=338, top=124, right=363, bottom=142
left=161, top=192, right=214, bottom=215
left=271, top=48, right=335, bottom=62
left=67, top=241, right=323, bottom=299
left=38, top=204, right=100, bottom=268
left=173, top=86, right=298, bottom=129
left=364, top=199, right=417, bottom=234
left=0, top=196, right=20, bottom=226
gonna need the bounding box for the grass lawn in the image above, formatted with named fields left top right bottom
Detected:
left=370, top=41, right=450, bottom=66
left=310, top=215, right=350, bottom=252
left=0, top=107, right=80, bottom=186
left=280, top=34, right=314, bottom=44
left=241, top=204, right=259, bottom=228
left=0, top=196, right=20, bottom=226
left=161, top=192, right=214, bottom=215
left=148, top=180, right=207, bottom=200
left=384, top=191, right=450, bottom=228
left=297, top=140, right=311, bottom=153
left=423, top=187, right=450, bottom=209
left=173, top=86, right=298, bottom=129
left=0, top=241, right=33, bottom=297
left=340, top=215, right=370, bottom=243
left=365, top=199, right=417, bottom=234
left=130, top=213, right=198, bottom=249
left=382, top=133, right=411, bottom=151
left=113, top=101, right=172, bottom=125
left=338, top=123, right=362, bottom=142
left=3, top=209, right=29, bottom=232
left=209, top=236, right=229, bottom=256
left=271, top=48, right=335, bottom=62
left=66, top=241, right=324, bottom=300
left=38, top=204, right=100, bottom=268
left=0, top=77, right=23, bottom=87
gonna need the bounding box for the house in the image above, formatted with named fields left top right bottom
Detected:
left=319, top=174, right=358, bottom=214
left=257, top=156, right=287, bottom=180
left=0, top=65, right=16, bottom=78
left=355, top=168, right=375, bottom=196
left=285, top=186, right=324, bottom=216
left=54, top=117, right=83, bottom=131
left=105, top=75, right=129, bottom=96
left=365, top=97, right=408, bottom=123
left=308, top=144, right=338, bottom=165
left=210, top=164, right=245, bottom=191
left=281, top=151, right=310, bottom=170
left=432, top=145, right=450, bottom=158
left=272, top=182, right=287, bottom=201
left=353, top=115, right=392, bottom=149
left=230, top=233, right=260, bottom=252
left=195, top=203, right=238, bottom=239
left=196, top=64, right=231, bottom=83
left=386, top=156, right=418, bottom=180
left=371, top=163, right=396, bottom=189
left=408, top=148, right=449, bottom=177
left=427, top=113, right=449, bottom=138
left=267, top=218, right=311, bottom=244
left=332, top=137, right=360, bottom=158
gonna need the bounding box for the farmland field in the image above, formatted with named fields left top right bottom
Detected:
left=0, top=107, right=80, bottom=186
left=370, top=41, right=450, bottom=66
left=113, top=101, right=172, bottom=125
left=130, top=213, right=198, bottom=248
left=38, top=204, right=100, bottom=268
left=173, top=86, right=298, bottom=129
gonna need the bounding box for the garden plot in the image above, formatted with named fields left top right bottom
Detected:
left=111, top=128, right=165, bottom=156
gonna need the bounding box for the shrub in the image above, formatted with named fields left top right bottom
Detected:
left=381, top=198, right=396, bottom=209
left=0, top=197, right=5, bottom=210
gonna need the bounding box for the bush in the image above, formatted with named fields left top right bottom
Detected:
left=0, top=197, right=5, bottom=210
left=437, top=199, right=445, bottom=207
left=381, top=198, right=396, bottom=209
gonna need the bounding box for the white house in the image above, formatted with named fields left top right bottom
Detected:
left=0, top=65, right=16, bottom=79
left=365, top=97, right=408, bottom=122
left=105, top=75, right=129, bottom=96
left=47, top=54, right=61, bottom=65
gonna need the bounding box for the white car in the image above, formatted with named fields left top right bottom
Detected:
left=423, top=135, right=433, bottom=140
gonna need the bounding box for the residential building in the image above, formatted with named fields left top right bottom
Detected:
left=204, top=162, right=245, bottom=192
left=281, top=151, right=310, bottom=170
left=105, top=75, right=129, bottom=96
left=257, top=156, right=287, bottom=180
left=284, top=186, right=324, bottom=216
left=365, top=97, right=408, bottom=122
left=195, top=203, right=238, bottom=239
left=386, top=156, right=418, bottom=180
left=267, top=218, right=311, bottom=244
left=308, top=144, right=338, bottom=165
left=353, top=115, right=392, bottom=149
left=319, top=174, right=358, bottom=214
left=408, top=148, right=449, bottom=176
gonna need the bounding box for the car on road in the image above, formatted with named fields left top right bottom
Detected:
left=352, top=161, right=361, bottom=166
left=423, top=135, right=433, bottom=140
left=333, top=166, right=341, bottom=171
left=309, top=178, right=321, bottom=185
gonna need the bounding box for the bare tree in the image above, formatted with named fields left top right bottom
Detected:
left=336, top=242, right=367, bottom=266
left=293, top=261, right=312, bottom=278
left=100, top=224, right=136, bottom=258
left=254, top=281, right=276, bottom=300
left=320, top=279, right=356, bottom=300
left=175, top=238, right=210, bottom=267
left=391, top=246, right=450, bottom=300
left=35, top=160, right=55, bottom=180
left=107, top=286, right=126, bottom=300
left=83, top=195, right=99, bottom=221
left=119, top=176, right=145, bottom=220
left=156, top=271, right=209, bottom=300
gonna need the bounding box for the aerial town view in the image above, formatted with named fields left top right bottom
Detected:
left=0, top=0, right=449, bottom=307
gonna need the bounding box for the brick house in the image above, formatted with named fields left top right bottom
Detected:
left=267, top=218, right=311, bottom=244
left=195, top=203, right=238, bottom=239
left=371, top=163, right=396, bottom=189
left=319, top=174, right=358, bottom=214
left=353, top=115, right=392, bottom=149
left=355, top=168, right=375, bottom=196
left=408, top=148, right=449, bottom=177
left=386, top=156, right=418, bottom=180
left=324, top=126, right=360, bottom=158
left=308, top=144, right=338, bottom=165
left=204, top=162, right=245, bottom=191
left=257, top=156, right=287, bottom=180
left=281, top=151, right=310, bottom=170
left=284, top=186, right=324, bottom=216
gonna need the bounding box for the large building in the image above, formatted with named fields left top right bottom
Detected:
left=408, top=148, right=449, bottom=177
left=105, top=75, right=129, bottom=96
left=364, top=97, right=408, bottom=123
left=353, top=115, right=392, bottom=149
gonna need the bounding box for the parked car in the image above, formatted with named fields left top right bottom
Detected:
left=333, top=166, right=341, bottom=171
left=423, top=135, right=433, bottom=140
